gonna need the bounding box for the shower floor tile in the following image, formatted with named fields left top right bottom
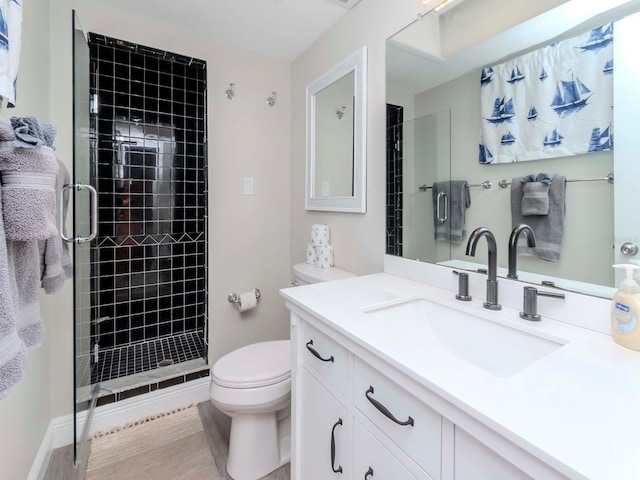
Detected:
left=91, top=330, right=205, bottom=384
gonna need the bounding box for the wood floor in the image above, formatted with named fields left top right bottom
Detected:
left=43, top=402, right=290, bottom=480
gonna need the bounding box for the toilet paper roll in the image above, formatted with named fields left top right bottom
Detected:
left=311, top=224, right=331, bottom=247
left=314, top=244, right=334, bottom=269
left=306, top=243, right=316, bottom=265
left=238, top=292, right=258, bottom=312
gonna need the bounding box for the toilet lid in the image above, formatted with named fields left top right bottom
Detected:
left=212, top=340, right=291, bottom=388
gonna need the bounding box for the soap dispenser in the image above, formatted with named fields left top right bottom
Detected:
left=611, top=264, right=640, bottom=351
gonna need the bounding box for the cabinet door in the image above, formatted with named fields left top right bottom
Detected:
left=454, top=427, right=532, bottom=480
left=354, top=420, right=421, bottom=480
left=299, top=367, right=351, bottom=480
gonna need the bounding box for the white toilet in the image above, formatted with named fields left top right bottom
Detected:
left=209, top=263, right=355, bottom=480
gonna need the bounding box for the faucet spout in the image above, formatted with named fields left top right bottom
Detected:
left=465, top=227, right=501, bottom=310
left=508, top=224, right=536, bottom=279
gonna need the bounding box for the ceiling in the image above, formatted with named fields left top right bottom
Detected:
left=93, top=0, right=359, bottom=62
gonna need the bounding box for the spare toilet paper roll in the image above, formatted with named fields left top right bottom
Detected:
left=238, top=292, right=258, bottom=312
left=306, top=243, right=316, bottom=265
left=314, top=244, right=334, bottom=269
left=311, top=224, right=331, bottom=247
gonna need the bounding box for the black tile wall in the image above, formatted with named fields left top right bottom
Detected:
left=386, top=104, right=404, bottom=256
left=88, top=33, right=208, bottom=361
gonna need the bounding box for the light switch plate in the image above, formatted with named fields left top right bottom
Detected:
left=243, top=177, right=254, bottom=195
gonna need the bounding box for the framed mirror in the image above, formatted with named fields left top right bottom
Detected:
left=386, top=0, right=640, bottom=298
left=306, top=47, right=367, bottom=213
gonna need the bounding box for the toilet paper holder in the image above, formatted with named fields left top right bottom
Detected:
left=228, top=289, right=261, bottom=306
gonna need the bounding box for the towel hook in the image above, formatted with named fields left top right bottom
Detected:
left=225, top=83, right=235, bottom=100
left=266, top=91, right=277, bottom=107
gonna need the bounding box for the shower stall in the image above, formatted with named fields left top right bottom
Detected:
left=87, top=33, right=209, bottom=391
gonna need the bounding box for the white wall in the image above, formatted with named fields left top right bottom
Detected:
left=291, top=0, right=419, bottom=276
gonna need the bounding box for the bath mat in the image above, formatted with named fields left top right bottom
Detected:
left=86, top=404, right=221, bottom=480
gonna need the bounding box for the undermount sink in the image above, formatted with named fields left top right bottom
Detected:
left=363, top=298, right=566, bottom=377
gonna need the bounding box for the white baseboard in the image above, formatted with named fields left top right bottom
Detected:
left=28, top=377, right=211, bottom=480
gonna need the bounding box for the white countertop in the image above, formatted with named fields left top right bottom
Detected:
left=281, top=272, right=640, bottom=480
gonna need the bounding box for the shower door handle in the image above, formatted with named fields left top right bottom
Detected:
left=62, top=183, right=98, bottom=244
left=436, top=191, right=448, bottom=224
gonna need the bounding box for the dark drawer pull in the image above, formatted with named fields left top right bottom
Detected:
left=330, top=418, right=343, bottom=474
left=365, top=467, right=374, bottom=479
left=306, top=339, right=334, bottom=363
left=365, top=386, right=414, bottom=427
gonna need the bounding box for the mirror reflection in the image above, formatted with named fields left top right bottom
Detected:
left=386, top=0, right=640, bottom=298
left=314, top=71, right=355, bottom=198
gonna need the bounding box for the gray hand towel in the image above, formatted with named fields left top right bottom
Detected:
left=433, top=180, right=471, bottom=245
left=522, top=182, right=550, bottom=215
left=0, top=182, right=28, bottom=399
left=511, top=174, right=566, bottom=261
left=40, top=159, right=72, bottom=294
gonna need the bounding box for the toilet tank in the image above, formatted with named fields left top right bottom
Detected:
left=293, top=263, right=355, bottom=286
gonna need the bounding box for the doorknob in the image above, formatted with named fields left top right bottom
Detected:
left=621, top=242, right=639, bottom=256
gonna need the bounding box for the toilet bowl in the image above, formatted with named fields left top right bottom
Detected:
left=210, top=263, right=355, bottom=480
left=210, top=340, right=291, bottom=480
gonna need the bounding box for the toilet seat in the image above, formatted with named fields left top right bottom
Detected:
left=212, top=340, right=290, bottom=389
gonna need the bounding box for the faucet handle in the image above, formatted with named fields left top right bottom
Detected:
left=520, top=286, right=565, bottom=321
left=453, top=271, right=472, bottom=301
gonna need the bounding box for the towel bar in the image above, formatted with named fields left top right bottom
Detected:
left=499, top=172, right=614, bottom=188
left=419, top=180, right=491, bottom=191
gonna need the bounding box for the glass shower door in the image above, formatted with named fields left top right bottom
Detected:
left=71, top=11, right=98, bottom=467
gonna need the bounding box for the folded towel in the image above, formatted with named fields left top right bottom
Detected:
left=10, top=116, right=57, bottom=149
left=511, top=174, right=566, bottom=261
left=0, top=182, right=27, bottom=399
left=0, top=143, right=59, bottom=241
left=433, top=180, right=471, bottom=245
left=40, top=159, right=72, bottom=293
left=522, top=182, right=550, bottom=215
left=520, top=173, right=552, bottom=185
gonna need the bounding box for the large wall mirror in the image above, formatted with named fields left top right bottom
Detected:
left=386, top=0, right=640, bottom=298
left=306, top=47, right=367, bottom=213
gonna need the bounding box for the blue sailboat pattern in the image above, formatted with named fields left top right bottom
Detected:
left=500, top=131, right=516, bottom=145
left=579, top=23, right=613, bottom=52
left=480, top=67, right=494, bottom=86
left=550, top=74, right=592, bottom=116
left=543, top=128, right=564, bottom=147
left=0, top=6, right=9, bottom=50
left=485, top=96, right=515, bottom=124
left=603, top=59, right=613, bottom=75
left=527, top=106, right=537, bottom=121
left=539, top=68, right=548, bottom=81
left=479, top=143, right=493, bottom=164
left=506, top=65, right=525, bottom=84
left=588, top=125, right=613, bottom=152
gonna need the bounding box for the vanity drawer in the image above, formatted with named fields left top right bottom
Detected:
left=354, top=419, right=420, bottom=480
left=301, top=321, right=349, bottom=398
left=353, top=357, right=442, bottom=479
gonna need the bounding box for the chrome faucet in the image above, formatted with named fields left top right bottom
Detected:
left=508, top=224, right=536, bottom=279
left=465, top=227, right=501, bottom=310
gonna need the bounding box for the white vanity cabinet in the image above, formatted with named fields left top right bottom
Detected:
left=289, top=309, right=570, bottom=480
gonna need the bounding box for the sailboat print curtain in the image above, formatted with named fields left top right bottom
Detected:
left=479, top=23, right=613, bottom=164
left=0, top=0, right=22, bottom=108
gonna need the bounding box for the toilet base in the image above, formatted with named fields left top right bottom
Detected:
left=226, top=411, right=290, bottom=480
